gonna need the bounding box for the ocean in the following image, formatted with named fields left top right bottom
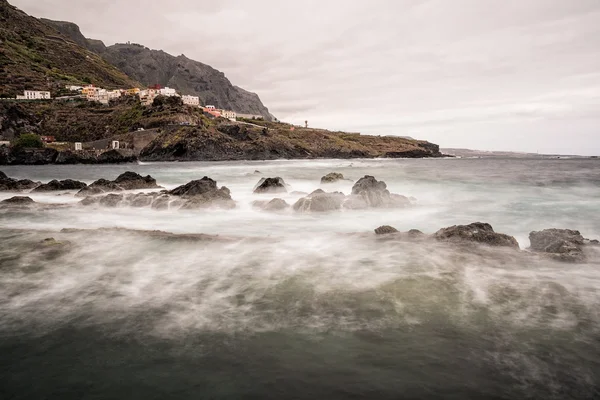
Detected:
left=0, top=158, right=599, bottom=399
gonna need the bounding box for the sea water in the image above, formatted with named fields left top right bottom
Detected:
left=0, top=158, right=599, bottom=399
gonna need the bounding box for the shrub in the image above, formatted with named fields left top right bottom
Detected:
left=12, top=133, right=44, bottom=149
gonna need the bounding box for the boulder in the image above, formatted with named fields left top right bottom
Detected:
left=293, top=191, right=345, bottom=213
left=253, top=198, right=289, bottom=211
left=0, top=174, right=40, bottom=191
left=170, top=177, right=235, bottom=209
left=434, top=222, right=519, bottom=248
left=375, top=225, right=399, bottom=235
left=407, top=229, right=425, bottom=238
left=76, top=186, right=106, bottom=197
left=0, top=196, right=35, bottom=206
left=254, top=177, right=288, bottom=194
left=113, top=171, right=159, bottom=190
left=321, top=172, right=345, bottom=184
left=32, top=179, right=87, bottom=192
left=98, top=193, right=124, bottom=208
left=151, top=195, right=171, bottom=210
left=346, top=175, right=411, bottom=208
left=0, top=171, right=7, bottom=179
left=528, top=229, right=593, bottom=263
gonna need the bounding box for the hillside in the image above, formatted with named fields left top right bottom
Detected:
left=42, top=19, right=274, bottom=120
left=0, top=0, right=139, bottom=97
left=140, top=120, right=442, bottom=161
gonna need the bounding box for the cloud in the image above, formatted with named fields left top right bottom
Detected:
left=10, top=0, right=600, bottom=155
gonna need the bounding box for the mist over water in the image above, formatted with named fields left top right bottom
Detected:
left=1, top=158, right=599, bottom=399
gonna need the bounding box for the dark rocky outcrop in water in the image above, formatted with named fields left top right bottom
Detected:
left=254, top=177, right=288, bottom=194
left=293, top=190, right=345, bottom=213
left=0, top=196, right=35, bottom=206
left=345, top=176, right=411, bottom=209
left=83, top=177, right=234, bottom=210
left=321, top=172, right=346, bottom=184
left=375, top=225, right=399, bottom=235
left=528, top=229, right=599, bottom=263
left=252, top=198, right=290, bottom=212
left=32, top=179, right=87, bottom=192
left=76, top=172, right=159, bottom=196
left=434, top=222, right=519, bottom=248
left=0, top=172, right=40, bottom=191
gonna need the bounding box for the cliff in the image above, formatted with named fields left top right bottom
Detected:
left=0, top=0, right=139, bottom=97
left=42, top=19, right=274, bottom=120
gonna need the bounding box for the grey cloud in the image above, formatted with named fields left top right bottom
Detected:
left=10, top=0, right=600, bottom=155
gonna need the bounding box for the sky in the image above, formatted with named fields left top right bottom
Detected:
left=11, top=0, right=600, bottom=155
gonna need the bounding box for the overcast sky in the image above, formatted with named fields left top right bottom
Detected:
left=12, top=0, right=600, bottom=155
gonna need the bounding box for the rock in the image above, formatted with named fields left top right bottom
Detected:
left=113, top=171, right=159, bottom=190
left=130, top=193, right=155, bottom=208
left=96, top=149, right=137, bottom=164
left=407, top=229, right=425, bottom=238
left=170, top=177, right=235, bottom=209
left=434, top=222, right=519, bottom=248
left=375, top=225, right=399, bottom=235
left=151, top=195, right=170, bottom=210
left=253, top=198, right=289, bottom=211
left=32, top=179, right=87, bottom=192
left=321, top=172, right=345, bottom=184
left=347, top=175, right=411, bottom=208
left=75, top=186, right=106, bottom=197
left=290, top=191, right=308, bottom=196
left=0, top=174, right=41, bottom=191
left=293, top=191, right=345, bottom=213
left=528, top=229, right=590, bottom=263
left=98, top=193, right=124, bottom=208
left=0, top=196, right=35, bottom=206
left=254, top=177, right=287, bottom=194
left=0, top=171, right=7, bottom=179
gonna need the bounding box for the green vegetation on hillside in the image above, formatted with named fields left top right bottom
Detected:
left=0, top=0, right=140, bottom=97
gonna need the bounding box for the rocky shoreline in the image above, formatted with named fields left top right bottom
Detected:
left=2, top=169, right=598, bottom=264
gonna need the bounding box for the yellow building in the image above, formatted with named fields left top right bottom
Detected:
left=125, top=88, right=141, bottom=96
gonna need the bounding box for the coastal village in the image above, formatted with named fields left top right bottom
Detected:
left=13, top=86, right=256, bottom=121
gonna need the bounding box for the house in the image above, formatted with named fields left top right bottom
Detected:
left=41, top=136, right=56, bottom=143
left=221, top=110, right=237, bottom=120
left=181, top=95, right=200, bottom=106
left=125, top=88, right=141, bottom=96
left=66, top=85, right=84, bottom=92
left=16, top=90, right=51, bottom=100
left=139, top=89, right=158, bottom=106
left=205, top=105, right=216, bottom=110
left=237, top=113, right=263, bottom=120
left=81, top=85, right=97, bottom=96
left=159, top=87, right=178, bottom=97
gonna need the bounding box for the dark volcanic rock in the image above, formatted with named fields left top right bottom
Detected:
left=170, top=177, right=235, bottom=209
left=0, top=196, right=35, bottom=206
left=293, top=191, right=345, bottom=213
left=345, top=175, right=410, bottom=209
left=0, top=176, right=40, bottom=191
left=375, top=225, right=399, bottom=235
left=528, top=229, right=593, bottom=263
left=170, top=177, right=219, bottom=197
left=321, top=172, right=345, bottom=184
left=0, top=171, right=7, bottom=179
left=114, top=172, right=159, bottom=190
left=99, top=193, right=124, bottom=208
left=254, top=177, right=288, bottom=194
left=434, top=222, right=519, bottom=248
left=32, top=179, right=87, bottom=192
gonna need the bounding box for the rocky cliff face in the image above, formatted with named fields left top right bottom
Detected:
left=0, top=0, right=139, bottom=97
left=42, top=18, right=274, bottom=120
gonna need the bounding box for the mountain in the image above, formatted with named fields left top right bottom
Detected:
left=42, top=19, right=274, bottom=120
left=0, top=0, right=139, bottom=97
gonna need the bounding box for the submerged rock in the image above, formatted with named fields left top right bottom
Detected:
left=254, top=177, right=288, bottom=194
left=32, top=179, right=87, bottom=192
left=528, top=229, right=594, bottom=263
left=321, top=172, right=345, bottom=184
left=293, top=191, right=345, bottom=213
left=253, top=198, right=289, bottom=211
left=345, top=175, right=410, bottom=209
left=434, top=222, right=519, bottom=248
left=375, top=225, right=399, bottom=235
left=0, top=171, right=7, bottom=179
left=0, top=196, right=35, bottom=206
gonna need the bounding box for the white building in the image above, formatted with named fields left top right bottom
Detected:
left=205, top=105, right=216, bottom=110
left=159, top=87, right=178, bottom=97
left=17, top=90, right=51, bottom=100
left=139, top=89, right=158, bottom=106
left=181, top=95, right=200, bottom=106
left=66, top=85, right=84, bottom=92
left=221, top=110, right=237, bottom=120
